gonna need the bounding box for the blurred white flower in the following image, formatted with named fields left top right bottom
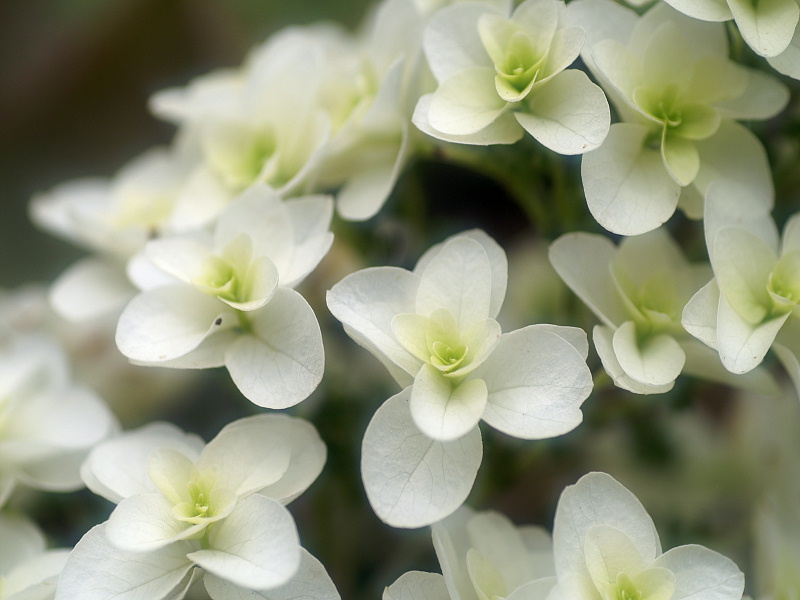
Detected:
left=0, top=334, right=117, bottom=508
left=548, top=472, right=744, bottom=600
left=328, top=230, right=592, bottom=527
left=413, top=0, right=610, bottom=153
left=0, top=512, right=69, bottom=600
left=115, top=185, right=332, bottom=408
left=384, top=506, right=555, bottom=600
left=570, top=0, right=788, bottom=235
left=57, top=415, right=336, bottom=600
left=550, top=228, right=777, bottom=394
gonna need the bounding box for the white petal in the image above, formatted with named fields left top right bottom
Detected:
left=424, top=2, right=499, bottom=81
left=781, top=212, right=800, bottom=254
left=680, top=339, right=779, bottom=395
left=728, top=0, right=799, bottom=56
left=716, top=293, right=788, bottom=374
left=431, top=507, right=478, bottom=600
left=516, top=70, right=610, bottom=155
left=0, top=514, right=45, bottom=573
left=416, top=236, right=493, bottom=329
left=55, top=524, right=196, bottom=600
left=49, top=257, right=134, bottom=321
left=428, top=68, right=508, bottom=136
left=468, top=511, right=541, bottom=590
left=713, top=67, right=789, bottom=120
left=145, top=236, right=214, bottom=285
left=225, top=288, right=324, bottom=409
left=361, top=388, right=483, bottom=528
left=505, top=578, right=557, bottom=600
left=612, top=321, right=685, bottom=387
left=552, top=472, right=660, bottom=580
left=473, top=326, right=592, bottom=439
left=190, top=495, right=301, bottom=590
left=564, top=0, right=637, bottom=70
left=692, top=121, right=774, bottom=215
left=549, top=232, right=627, bottom=328
left=3, top=549, right=70, bottom=599
left=327, top=266, right=421, bottom=377
left=198, top=415, right=295, bottom=497
left=661, top=0, right=732, bottom=21
left=413, top=94, right=524, bottom=146
left=81, top=422, right=204, bottom=504
left=583, top=524, right=648, bottom=591
left=414, top=229, right=508, bottom=320
left=681, top=280, right=720, bottom=350
left=650, top=545, right=744, bottom=600
left=532, top=324, right=589, bottom=360
left=593, top=325, right=674, bottom=395
left=116, top=286, right=233, bottom=363
left=106, top=493, right=200, bottom=552
left=203, top=549, right=340, bottom=600
left=581, top=123, right=680, bottom=236
left=410, top=365, right=487, bottom=442
left=384, top=572, right=451, bottom=600
left=767, top=27, right=800, bottom=79
left=221, top=414, right=326, bottom=504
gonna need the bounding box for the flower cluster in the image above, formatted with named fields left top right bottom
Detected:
left=4, top=0, right=798, bottom=597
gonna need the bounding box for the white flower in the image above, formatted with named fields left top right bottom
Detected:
left=662, top=0, right=800, bottom=79
left=682, top=182, right=800, bottom=382
left=384, top=506, right=555, bottom=600
left=150, top=27, right=331, bottom=198
left=548, top=472, right=744, bottom=600
left=0, top=335, right=117, bottom=508
left=115, top=185, right=332, bottom=408
left=413, top=0, right=610, bottom=153
left=0, top=513, right=69, bottom=600
left=549, top=228, right=776, bottom=395
left=57, top=415, right=337, bottom=600
left=327, top=230, right=592, bottom=527
left=570, top=0, right=788, bottom=235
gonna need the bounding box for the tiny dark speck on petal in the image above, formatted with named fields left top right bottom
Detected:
left=215, top=318, right=222, bottom=326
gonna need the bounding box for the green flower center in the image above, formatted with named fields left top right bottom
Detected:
left=769, top=250, right=800, bottom=306
left=196, top=255, right=240, bottom=302
left=614, top=574, right=644, bottom=600
left=172, top=469, right=220, bottom=525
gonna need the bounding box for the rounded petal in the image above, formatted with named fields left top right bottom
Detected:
left=662, top=0, right=732, bottom=21
left=472, top=326, right=592, bottom=439
left=516, top=70, right=610, bottom=155
left=218, top=414, right=326, bottom=504
left=713, top=67, right=789, bottom=120
left=189, top=495, right=301, bottom=590
left=106, top=493, right=202, bottom=552
left=612, top=321, right=685, bottom=387
left=410, top=365, right=488, bottom=442
left=552, top=472, right=661, bottom=580
left=549, top=232, right=627, bottom=328
left=581, top=123, right=680, bottom=236
left=198, top=415, right=295, bottom=497
left=55, top=524, right=196, bottom=600
left=226, top=288, right=324, bottom=409
left=728, top=0, right=799, bottom=56
left=413, top=94, right=524, bottom=146
left=416, top=236, right=493, bottom=329
left=327, top=266, right=421, bottom=378
left=204, top=549, right=340, bottom=600
left=361, top=388, right=483, bottom=528
left=0, top=513, right=45, bottom=574
left=650, top=545, right=744, bottom=600
left=768, top=28, right=800, bottom=78
left=49, top=257, right=134, bottom=321
left=81, top=422, right=204, bottom=504
left=593, top=325, right=674, bottom=395
left=384, top=572, right=451, bottom=600
left=116, top=286, right=233, bottom=363
left=424, top=2, right=499, bottom=81
left=681, top=280, right=720, bottom=350
left=428, top=67, right=508, bottom=136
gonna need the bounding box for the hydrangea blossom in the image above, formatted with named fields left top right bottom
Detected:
left=384, top=506, right=555, bottom=600
left=57, top=415, right=337, bottom=600
left=548, top=472, right=744, bottom=600
left=115, top=184, right=332, bottom=408
left=570, top=0, right=788, bottom=235
left=0, top=513, right=69, bottom=600
left=662, top=0, right=800, bottom=80
left=327, top=230, right=592, bottom=527
left=549, top=228, right=776, bottom=394
left=0, top=334, right=116, bottom=507
left=682, top=182, right=800, bottom=381
left=413, top=0, right=610, bottom=153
